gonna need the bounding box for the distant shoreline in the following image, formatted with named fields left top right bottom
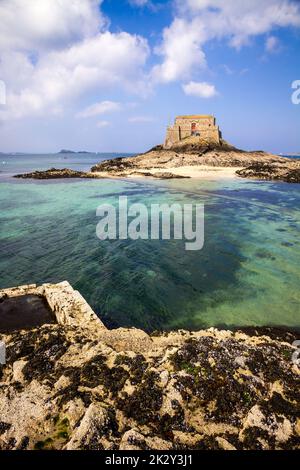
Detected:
left=1, top=151, right=299, bottom=158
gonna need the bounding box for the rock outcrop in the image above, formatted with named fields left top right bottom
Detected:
left=0, top=282, right=299, bottom=450
left=236, top=162, right=300, bottom=183
left=90, top=145, right=300, bottom=182
left=14, top=167, right=188, bottom=181
left=14, top=168, right=100, bottom=180
left=90, top=148, right=285, bottom=175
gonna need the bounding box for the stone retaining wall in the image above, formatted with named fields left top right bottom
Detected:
left=0, top=281, right=106, bottom=332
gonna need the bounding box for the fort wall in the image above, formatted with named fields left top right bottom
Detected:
left=164, top=115, right=221, bottom=149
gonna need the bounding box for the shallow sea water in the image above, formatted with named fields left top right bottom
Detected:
left=0, top=153, right=299, bottom=331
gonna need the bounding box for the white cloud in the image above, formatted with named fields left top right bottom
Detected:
left=0, top=0, right=106, bottom=52
left=77, top=101, right=121, bottom=118
left=96, top=120, right=111, bottom=128
left=128, top=116, right=155, bottom=123
left=0, top=25, right=149, bottom=119
left=152, top=18, right=206, bottom=83
left=1, top=0, right=300, bottom=126
left=265, top=36, right=281, bottom=53
left=153, top=0, right=300, bottom=83
left=182, top=81, right=218, bottom=98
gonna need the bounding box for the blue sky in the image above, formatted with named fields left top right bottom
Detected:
left=0, top=0, right=300, bottom=154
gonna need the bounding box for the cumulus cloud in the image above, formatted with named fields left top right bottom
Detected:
left=0, top=1, right=149, bottom=120
left=1, top=0, right=300, bottom=123
left=182, top=81, right=218, bottom=98
left=152, top=18, right=206, bottom=83
left=77, top=101, right=121, bottom=119
left=153, top=0, right=300, bottom=82
left=0, top=0, right=106, bottom=52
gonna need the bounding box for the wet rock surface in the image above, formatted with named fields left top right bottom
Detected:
left=236, top=162, right=300, bottom=183
left=0, top=324, right=299, bottom=450
left=14, top=166, right=188, bottom=181
left=14, top=168, right=101, bottom=179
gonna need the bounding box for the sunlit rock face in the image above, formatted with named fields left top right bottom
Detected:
left=0, top=282, right=299, bottom=450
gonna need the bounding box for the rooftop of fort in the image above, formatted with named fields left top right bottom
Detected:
left=176, top=114, right=215, bottom=119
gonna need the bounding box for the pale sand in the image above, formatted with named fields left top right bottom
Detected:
left=93, top=166, right=243, bottom=180
left=131, top=166, right=243, bottom=180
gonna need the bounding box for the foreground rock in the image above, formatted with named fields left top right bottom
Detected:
left=236, top=162, right=300, bottom=183
left=14, top=168, right=101, bottom=180
left=0, top=322, right=299, bottom=450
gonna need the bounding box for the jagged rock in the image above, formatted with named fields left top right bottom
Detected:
left=14, top=168, right=101, bottom=180
left=65, top=403, right=112, bottom=450
left=1, top=323, right=299, bottom=450
left=63, top=398, right=86, bottom=429
left=12, top=360, right=27, bottom=383
left=119, top=429, right=149, bottom=450
left=236, top=162, right=300, bottom=183
left=1, top=283, right=299, bottom=450
left=119, top=429, right=172, bottom=450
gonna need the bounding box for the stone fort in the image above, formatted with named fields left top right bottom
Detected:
left=164, top=115, right=221, bottom=149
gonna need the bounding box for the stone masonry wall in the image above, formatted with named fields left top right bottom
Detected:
left=0, top=281, right=106, bottom=332
left=164, top=115, right=220, bottom=149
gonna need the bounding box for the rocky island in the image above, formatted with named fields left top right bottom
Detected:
left=0, top=282, right=299, bottom=451
left=14, top=168, right=100, bottom=180
left=89, top=115, right=300, bottom=182
left=15, top=115, right=300, bottom=183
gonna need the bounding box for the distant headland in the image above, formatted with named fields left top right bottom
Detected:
left=58, top=149, right=90, bottom=154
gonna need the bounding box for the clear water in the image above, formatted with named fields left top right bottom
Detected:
left=0, top=153, right=299, bottom=331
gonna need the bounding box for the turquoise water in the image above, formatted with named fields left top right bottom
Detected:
left=0, top=152, right=132, bottom=179
left=0, top=154, right=299, bottom=331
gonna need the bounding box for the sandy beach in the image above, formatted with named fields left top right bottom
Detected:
left=92, top=165, right=243, bottom=180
